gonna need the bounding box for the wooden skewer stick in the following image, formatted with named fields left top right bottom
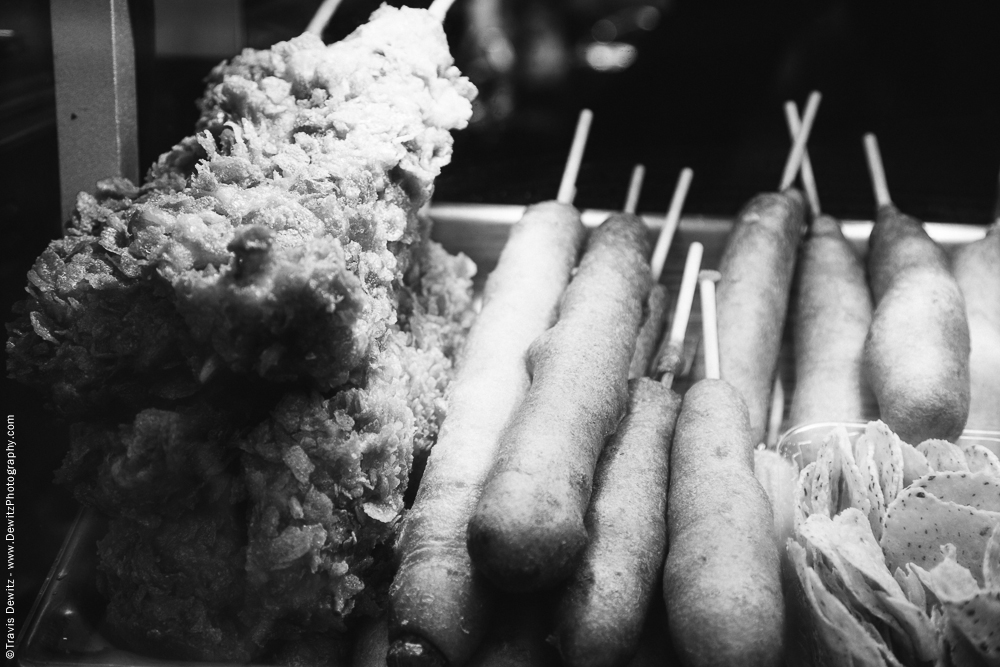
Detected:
left=863, top=133, right=892, bottom=208
left=765, top=375, right=785, bottom=448
left=660, top=242, right=704, bottom=388
left=306, top=0, right=345, bottom=35
left=429, top=0, right=461, bottom=21
left=624, top=164, right=646, bottom=215
left=650, top=167, right=694, bottom=283
left=699, top=269, right=723, bottom=381
left=778, top=91, right=822, bottom=192
left=784, top=102, right=821, bottom=216
left=557, top=110, right=595, bottom=205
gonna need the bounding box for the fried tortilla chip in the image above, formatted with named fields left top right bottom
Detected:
left=855, top=441, right=887, bottom=540
left=787, top=541, right=903, bottom=667
left=795, top=461, right=817, bottom=530
left=911, top=545, right=1000, bottom=665
left=917, top=439, right=970, bottom=473
left=811, top=426, right=872, bottom=520
left=960, top=443, right=1000, bottom=479
left=899, top=439, right=931, bottom=487
left=857, top=421, right=905, bottom=506
left=893, top=567, right=926, bottom=610
left=910, top=470, right=1000, bottom=513
left=984, top=524, right=1000, bottom=590
left=881, top=488, right=1000, bottom=585
left=875, top=591, right=939, bottom=663
left=796, top=510, right=927, bottom=658
left=799, top=509, right=902, bottom=599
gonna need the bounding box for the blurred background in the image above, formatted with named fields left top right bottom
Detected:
left=2, top=0, right=999, bottom=640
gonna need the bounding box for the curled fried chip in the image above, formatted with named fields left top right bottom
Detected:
left=946, top=590, right=1000, bottom=662
left=899, top=439, right=931, bottom=487
left=855, top=441, right=887, bottom=540
left=795, top=510, right=930, bottom=657
left=917, top=439, right=970, bottom=473
left=799, top=509, right=902, bottom=599
left=858, top=421, right=904, bottom=507
left=911, top=470, right=1000, bottom=513
left=787, top=541, right=903, bottom=667
left=911, top=546, right=1000, bottom=665
left=795, top=462, right=817, bottom=530
left=893, top=566, right=926, bottom=610
left=875, top=590, right=939, bottom=663
left=910, top=545, right=981, bottom=603
left=985, top=524, right=1000, bottom=590
left=811, top=426, right=871, bottom=520
left=881, top=487, right=1000, bottom=585
left=960, top=443, right=1000, bottom=479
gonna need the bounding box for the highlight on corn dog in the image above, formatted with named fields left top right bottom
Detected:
left=551, top=241, right=703, bottom=667
left=663, top=270, right=785, bottom=667
left=467, top=150, right=654, bottom=593
left=711, top=92, right=819, bottom=444
left=387, top=110, right=592, bottom=667
left=861, top=134, right=971, bottom=443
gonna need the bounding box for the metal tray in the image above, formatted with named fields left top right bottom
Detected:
left=16, top=205, right=997, bottom=665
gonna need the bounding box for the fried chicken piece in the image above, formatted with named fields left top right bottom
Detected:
left=5, top=186, right=204, bottom=419
left=9, top=5, right=475, bottom=394
left=238, top=361, right=413, bottom=635
left=7, top=4, right=478, bottom=661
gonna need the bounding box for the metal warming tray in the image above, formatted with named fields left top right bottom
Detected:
left=16, top=206, right=997, bottom=666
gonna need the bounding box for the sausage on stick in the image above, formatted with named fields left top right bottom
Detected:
left=552, top=242, right=703, bottom=667
left=712, top=92, right=819, bottom=444
left=663, top=271, right=785, bottom=667
left=467, top=166, right=654, bottom=593
left=861, top=134, right=971, bottom=443
left=787, top=101, right=874, bottom=429
left=387, top=110, right=593, bottom=667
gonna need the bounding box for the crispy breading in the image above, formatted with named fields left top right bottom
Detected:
left=6, top=4, right=476, bottom=660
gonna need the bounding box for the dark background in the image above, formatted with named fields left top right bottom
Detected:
left=2, top=0, right=999, bottom=647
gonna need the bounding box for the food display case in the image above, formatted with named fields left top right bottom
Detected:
left=3, top=0, right=999, bottom=665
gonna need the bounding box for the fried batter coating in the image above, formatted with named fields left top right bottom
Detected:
left=9, top=4, right=475, bottom=393
left=7, top=5, right=476, bottom=660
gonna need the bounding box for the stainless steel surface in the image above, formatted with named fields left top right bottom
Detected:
left=51, top=0, right=138, bottom=224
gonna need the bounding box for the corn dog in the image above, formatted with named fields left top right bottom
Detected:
left=388, top=201, right=585, bottom=666
left=950, top=222, right=1000, bottom=431
left=789, top=214, right=874, bottom=426
left=467, top=211, right=652, bottom=592
left=862, top=135, right=971, bottom=444
left=551, top=241, right=702, bottom=667
left=782, top=100, right=874, bottom=428
left=663, top=270, right=784, bottom=667
left=715, top=189, right=806, bottom=443
left=551, top=378, right=678, bottom=667
left=663, top=379, right=785, bottom=667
